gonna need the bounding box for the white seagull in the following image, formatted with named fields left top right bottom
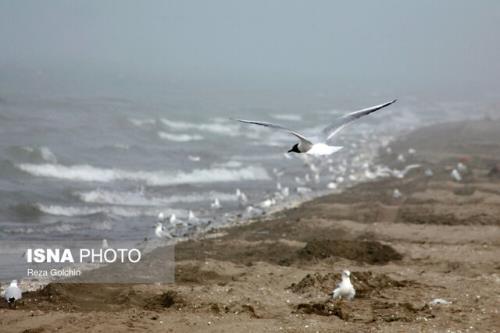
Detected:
left=4, top=280, right=22, bottom=306
left=101, top=239, right=109, bottom=249
left=237, top=99, right=397, bottom=156
left=188, top=210, right=198, bottom=223
left=332, top=270, right=356, bottom=300
left=211, top=197, right=221, bottom=209
left=451, top=169, right=462, bottom=182
left=154, top=222, right=172, bottom=239
left=236, top=188, right=248, bottom=206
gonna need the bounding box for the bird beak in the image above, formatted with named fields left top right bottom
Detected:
left=287, top=148, right=293, bottom=153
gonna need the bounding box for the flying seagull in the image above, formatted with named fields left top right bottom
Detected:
left=237, top=99, right=397, bottom=156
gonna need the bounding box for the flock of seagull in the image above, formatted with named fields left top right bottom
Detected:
left=2, top=98, right=470, bottom=304
left=152, top=100, right=400, bottom=240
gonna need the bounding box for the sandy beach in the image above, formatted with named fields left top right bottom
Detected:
left=1, top=119, right=500, bottom=333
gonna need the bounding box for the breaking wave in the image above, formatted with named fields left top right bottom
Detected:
left=158, top=131, right=203, bottom=142
left=36, top=203, right=182, bottom=218
left=16, top=163, right=270, bottom=186
left=7, top=145, right=58, bottom=163
left=129, top=118, right=156, bottom=127
left=271, top=114, right=302, bottom=121
left=76, top=189, right=237, bottom=206
left=160, top=118, right=239, bottom=136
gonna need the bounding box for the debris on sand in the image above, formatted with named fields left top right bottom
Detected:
left=296, top=301, right=352, bottom=320
left=429, top=298, right=451, bottom=305
left=488, top=163, right=500, bottom=179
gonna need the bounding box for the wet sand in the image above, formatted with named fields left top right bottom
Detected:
left=1, top=119, right=500, bottom=333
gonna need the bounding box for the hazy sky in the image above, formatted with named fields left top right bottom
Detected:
left=1, top=1, right=499, bottom=97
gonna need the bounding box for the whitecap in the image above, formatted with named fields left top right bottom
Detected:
left=12, top=146, right=58, bottom=163
left=129, top=118, right=156, bottom=127
left=158, top=131, right=203, bottom=142
left=76, top=189, right=237, bottom=206
left=17, top=163, right=270, bottom=186
left=271, top=114, right=302, bottom=121
left=36, top=203, right=182, bottom=218
left=212, top=161, right=243, bottom=168
left=160, top=118, right=239, bottom=136
left=39, top=147, right=58, bottom=163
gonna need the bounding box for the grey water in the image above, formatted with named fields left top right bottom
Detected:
left=0, top=88, right=487, bottom=281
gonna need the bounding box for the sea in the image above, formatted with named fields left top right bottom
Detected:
left=0, top=89, right=482, bottom=281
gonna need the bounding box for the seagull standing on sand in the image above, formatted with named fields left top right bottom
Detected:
left=236, top=188, right=248, bottom=206
left=332, top=270, right=355, bottom=300
left=451, top=169, right=462, bottom=182
left=101, top=239, right=109, bottom=249
left=393, top=188, right=403, bottom=199
left=4, top=280, right=22, bottom=307
left=457, top=162, right=468, bottom=173
left=154, top=222, right=172, bottom=239
left=188, top=210, right=198, bottom=223
left=237, top=99, right=397, bottom=156
left=425, top=168, right=434, bottom=177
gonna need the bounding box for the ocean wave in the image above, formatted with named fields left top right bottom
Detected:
left=16, top=163, right=270, bottom=185
left=36, top=203, right=182, bottom=218
left=160, top=118, right=239, bottom=137
left=212, top=161, right=243, bottom=168
left=7, top=145, right=58, bottom=163
left=271, top=114, right=302, bottom=121
left=129, top=118, right=156, bottom=127
left=76, top=189, right=237, bottom=206
left=37, top=204, right=104, bottom=217
left=158, top=131, right=203, bottom=142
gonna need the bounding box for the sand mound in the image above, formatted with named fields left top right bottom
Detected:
left=20, top=283, right=149, bottom=312
left=176, top=239, right=300, bottom=266
left=298, top=240, right=402, bottom=264
left=398, top=205, right=500, bottom=225
left=289, top=271, right=415, bottom=298
left=488, top=163, right=500, bottom=179
left=296, top=299, right=433, bottom=323
left=175, top=264, right=229, bottom=284
left=144, top=290, right=185, bottom=311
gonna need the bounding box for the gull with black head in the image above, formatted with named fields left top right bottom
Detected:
left=237, top=99, right=397, bottom=156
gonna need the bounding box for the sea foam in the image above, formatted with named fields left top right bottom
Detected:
left=76, top=189, right=238, bottom=206
left=17, top=163, right=270, bottom=186
left=158, top=131, right=203, bottom=142
left=160, top=118, right=239, bottom=137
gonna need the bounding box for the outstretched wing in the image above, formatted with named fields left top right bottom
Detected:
left=323, top=99, right=397, bottom=141
left=237, top=119, right=313, bottom=146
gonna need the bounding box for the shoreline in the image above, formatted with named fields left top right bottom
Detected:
left=1, top=119, right=500, bottom=332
